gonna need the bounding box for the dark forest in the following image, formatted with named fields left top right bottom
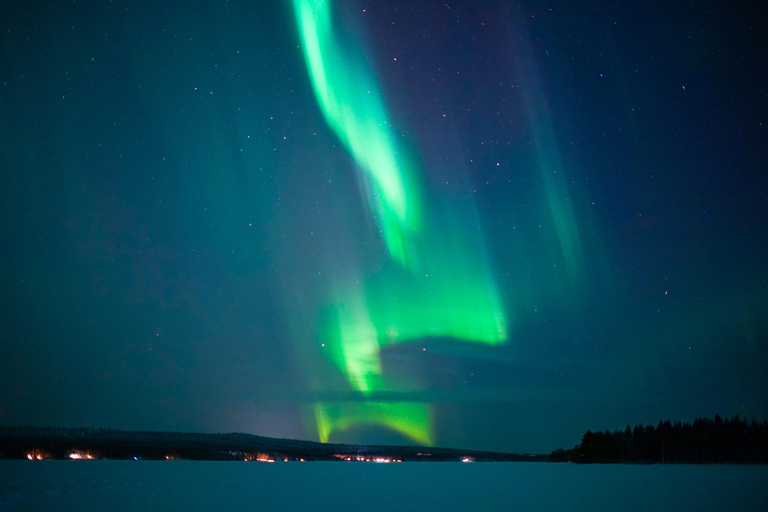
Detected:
left=551, top=415, right=768, bottom=464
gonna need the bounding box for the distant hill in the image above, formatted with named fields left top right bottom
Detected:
left=0, top=426, right=547, bottom=462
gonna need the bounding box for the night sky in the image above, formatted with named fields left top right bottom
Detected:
left=1, top=0, right=766, bottom=454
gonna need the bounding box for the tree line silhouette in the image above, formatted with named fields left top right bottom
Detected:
left=551, top=415, right=768, bottom=464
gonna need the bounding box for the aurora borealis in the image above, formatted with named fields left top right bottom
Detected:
left=293, top=0, right=507, bottom=443
left=1, top=0, right=766, bottom=453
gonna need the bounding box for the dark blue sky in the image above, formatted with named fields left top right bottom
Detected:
left=1, top=0, right=766, bottom=453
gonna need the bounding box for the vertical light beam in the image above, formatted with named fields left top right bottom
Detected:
left=294, top=0, right=420, bottom=269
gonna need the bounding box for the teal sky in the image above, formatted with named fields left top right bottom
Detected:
left=1, top=0, right=766, bottom=453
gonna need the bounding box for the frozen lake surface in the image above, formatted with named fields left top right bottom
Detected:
left=1, top=461, right=767, bottom=511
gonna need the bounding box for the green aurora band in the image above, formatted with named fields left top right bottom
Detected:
left=293, top=0, right=508, bottom=445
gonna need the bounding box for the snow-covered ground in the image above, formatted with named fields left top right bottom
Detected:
left=1, top=461, right=766, bottom=511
